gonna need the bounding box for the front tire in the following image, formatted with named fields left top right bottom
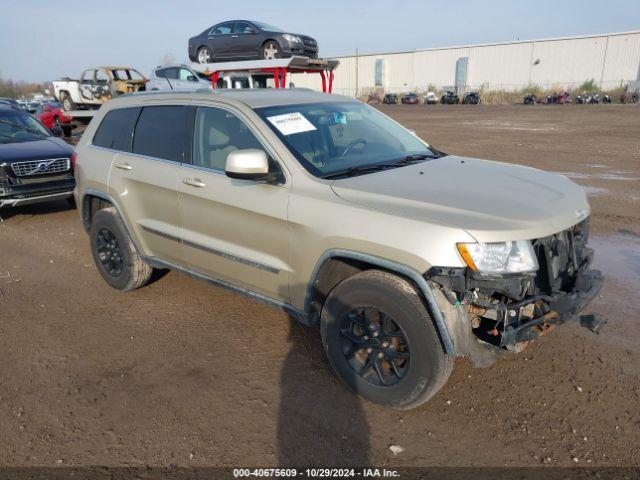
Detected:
left=261, top=41, right=282, bottom=60
left=89, top=208, right=153, bottom=291
left=321, top=270, right=454, bottom=410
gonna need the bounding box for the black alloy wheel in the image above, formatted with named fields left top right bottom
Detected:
left=340, top=307, right=410, bottom=387
left=96, top=227, right=124, bottom=277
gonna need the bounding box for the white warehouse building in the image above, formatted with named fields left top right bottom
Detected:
left=292, top=30, right=640, bottom=97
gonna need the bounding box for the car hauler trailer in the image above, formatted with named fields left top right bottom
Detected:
left=190, top=56, right=339, bottom=93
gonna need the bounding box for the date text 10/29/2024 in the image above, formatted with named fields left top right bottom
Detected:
left=233, top=468, right=400, bottom=478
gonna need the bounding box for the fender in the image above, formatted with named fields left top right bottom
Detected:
left=305, top=249, right=457, bottom=356
left=81, top=188, right=143, bottom=250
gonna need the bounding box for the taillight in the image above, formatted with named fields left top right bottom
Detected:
left=70, top=152, right=77, bottom=171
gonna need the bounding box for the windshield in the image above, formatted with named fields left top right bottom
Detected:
left=252, top=21, right=283, bottom=32
left=0, top=110, right=50, bottom=144
left=255, top=102, right=437, bottom=178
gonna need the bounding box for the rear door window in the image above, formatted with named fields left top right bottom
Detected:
left=132, top=106, right=189, bottom=162
left=212, top=22, right=233, bottom=35
left=92, top=107, right=141, bottom=151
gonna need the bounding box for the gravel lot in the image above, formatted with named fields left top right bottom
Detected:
left=0, top=104, right=638, bottom=468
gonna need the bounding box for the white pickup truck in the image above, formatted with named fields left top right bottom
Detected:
left=52, top=66, right=147, bottom=111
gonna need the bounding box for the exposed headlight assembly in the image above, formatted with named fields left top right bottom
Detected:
left=457, top=240, right=538, bottom=274
left=282, top=34, right=301, bottom=44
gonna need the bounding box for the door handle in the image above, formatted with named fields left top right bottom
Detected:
left=232, top=35, right=238, bottom=38
left=183, top=177, right=206, bottom=188
left=114, top=162, right=132, bottom=170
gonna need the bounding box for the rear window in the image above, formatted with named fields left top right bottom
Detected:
left=132, top=106, right=189, bottom=162
left=92, top=107, right=141, bottom=151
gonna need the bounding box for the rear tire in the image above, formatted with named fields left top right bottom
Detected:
left=320, top=270, right=454, bottom=410
left=197, top=46, right=212, bottom=64
left=61, top=93, right=76, bottom=111
left=89, top=208, right=153, bottom=291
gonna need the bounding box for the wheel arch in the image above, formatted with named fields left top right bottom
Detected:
left=305, top=249, right=456, bottom=355
left=81, top=190, right=114, bottom=232
left=262, top=38, right=283, bottom=50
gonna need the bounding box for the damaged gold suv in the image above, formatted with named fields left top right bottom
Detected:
left=74, top=89, right=605, bottom=409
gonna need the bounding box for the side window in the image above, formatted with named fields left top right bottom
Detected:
left=81, top=70, right=94, bottom=83
left=179, top=68, right=196, bottom=81
left=95, top=70, right=109, bottom=84
left=216, top=77, right=228, bottom=89
left=212, top=22, right=233, bottom=35
left=192, top=107, right=265, bottom=171
left=93, top=107, right=141, bottom=151
left=234, top=22, right=254, bottom=34
left=155, top=68, right=167, bottom=79
left=132, top=106, right=188, bottom=162
left=161, top=68, right=179, bottom=80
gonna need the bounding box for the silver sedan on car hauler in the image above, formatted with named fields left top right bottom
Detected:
left=73, top=89, right=605, bottom=409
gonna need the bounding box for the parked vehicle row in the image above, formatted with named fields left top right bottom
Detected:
left=373, top=91, right=480, bottom=105
left=525, top=91, right=621, bottom=105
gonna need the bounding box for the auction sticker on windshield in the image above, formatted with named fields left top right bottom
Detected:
left=267, top=112, right=316, bottom=136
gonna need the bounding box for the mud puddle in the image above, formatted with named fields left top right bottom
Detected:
left=590, top=233, right=640, bottom=287
left=580, top=185, right=609, bottom=197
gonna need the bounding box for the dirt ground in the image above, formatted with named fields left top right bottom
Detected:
left=0, top=104, right=638, bottom=469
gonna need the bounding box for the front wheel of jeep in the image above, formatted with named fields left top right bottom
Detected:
left=321, top=270, right=454, bottom=410
left=89, top=208, right=153, bottom=291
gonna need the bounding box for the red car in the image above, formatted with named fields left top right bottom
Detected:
left=36, top=102, right=74, bottom=137
left=401, top=93, right=419, bottom=104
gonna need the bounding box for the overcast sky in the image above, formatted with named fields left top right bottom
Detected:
left=1, top=0, right=639, bottom=82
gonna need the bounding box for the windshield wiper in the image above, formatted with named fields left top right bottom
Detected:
left=322, top=153, right=439, bottom=179
left=392, top=153, right=441, bottom=164
left=0, top=119, right=47, bottom=136
left=322, top=163, right=401, bottom=179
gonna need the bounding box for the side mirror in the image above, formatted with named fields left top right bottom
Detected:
left=187, top=75, right=197, bottom=82
left=225, top=149, right=273, bottom=181
left=51, top=125, right=64, bottom=137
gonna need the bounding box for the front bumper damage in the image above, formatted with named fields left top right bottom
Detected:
left=427, top=219, right=606, bottom=364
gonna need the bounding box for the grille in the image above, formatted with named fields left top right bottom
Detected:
left=532, top=219, right=590, bottom=294
left=11, top=158, right=70, bottom=177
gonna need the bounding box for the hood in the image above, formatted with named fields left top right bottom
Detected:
left=295, top=34, right=317, bottom=43
left=330, top=155, right=590, bottom=243
left=0, top=137, right=73, bottom=165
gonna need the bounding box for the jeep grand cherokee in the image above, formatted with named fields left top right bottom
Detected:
left=74, top=89, right=605, bottom=409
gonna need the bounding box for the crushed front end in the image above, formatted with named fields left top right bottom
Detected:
left=428, top=219, right=605, bottom=356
